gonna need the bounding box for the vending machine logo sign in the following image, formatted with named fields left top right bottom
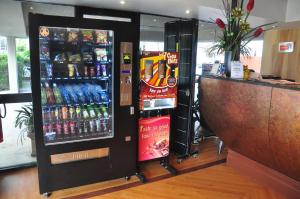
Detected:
left=138, top=116, right=170, bottom=161
left=139, top=52, right=179, bottom=110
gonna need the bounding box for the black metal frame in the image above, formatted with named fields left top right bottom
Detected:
left=165, top=19, right=199, bottom=161
left=29, top=11, right=140, bottom=194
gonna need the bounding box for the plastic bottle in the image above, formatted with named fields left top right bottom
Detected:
left=87, top=104, right=96, bottom=118
left=101, top=106, right=109, bottom=118
left=45, top=82, right=56, bottom=104
left=41, top=84, right=47, bottom=105
left=53, top=83, right=63, bottom=104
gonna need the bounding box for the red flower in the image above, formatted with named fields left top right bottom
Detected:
left=216, top=18, right=225, bottom=29
left=247, top=0, right=255, bottom=12
left=254, top=28, right=264, bottom=37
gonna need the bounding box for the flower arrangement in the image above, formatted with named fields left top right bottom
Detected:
left=209, top=0, right=275, bottom=60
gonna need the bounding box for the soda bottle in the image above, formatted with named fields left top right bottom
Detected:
left=43, top=124, right=48, bottom=135
left=76, top=120, right=83, bottom=134
left=83, top=120, right=89, bottom=134
left=96, top=63, right=101, bottom=77
left=42, top=108, right=50, bottom=122
left=50, top=107, right=56, bottom=122
left=89, top=120, right=95, bottom=133
left=41, top=84, right=47, bottom=105
left=62, top=106, right=69, bottom=120
left=87, top=104, right=96, bottom=118
left=75, top=106, right=82, bottom=120
left=45, top=82, right=56, bottom=104
left=69, top=106, right=75, bottom=119
left=101, top=64, right=107, bottom=76
left=102, top=119, right=108, bottom=132
left=84, top=66, right=89, bottom=77
left=90, top=66, right=96, bottom=77
left=53, top=83, right=63, bottom=104
left=54, top=107, right=62, bottom=121
left=63, top=121, right=70, bottom=136
left=56, top=122, right=63, bottom=138
left=101, top=106, right=109, bottom=118
left=70, top=121, right=76, bottom=136
left=82, top=105, right=89, bottom=119
left=95, top=118, right=101, bottom=132
left=74, top=64, right=80, bottom=77
left=68, top=64, right=75, bottom=78
left=94, top=105, right=101, bottom=118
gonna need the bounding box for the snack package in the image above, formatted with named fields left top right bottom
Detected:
left=94, top=48, right=107, bottom=62
left=40, top=45, right=50, bottom=60
left=54, top=53, right=67, bottom=63
left=82, top=30, right=94, bottom=42
left=53, top=28, right=66, bottom=41
left=68, top=52, right=81, bottom=63
left=95, top=30, right=107, bottom=44
left=39, top=26, right=50, bottom=39
left=67, top=29, right=79, bottom=43
left=82, top=52, right=94, bottom=63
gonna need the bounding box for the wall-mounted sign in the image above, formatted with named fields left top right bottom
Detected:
left=279, top=42, right=294, bottom=53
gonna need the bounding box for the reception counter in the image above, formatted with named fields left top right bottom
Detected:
left=199, top=76, right=300, bottom=193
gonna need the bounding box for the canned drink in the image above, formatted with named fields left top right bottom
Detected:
left=62, top=106, right=68, bottom=120
left=69, top=106, right=75, bottom=119
left=63, top=122, right=70, bottom=135
left=70, top=121, right=76, bottom=135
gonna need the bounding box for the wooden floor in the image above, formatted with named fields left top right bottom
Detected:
left=97, top=165, right=287, bottom=199
left=0, top=138, right=284, bottom=199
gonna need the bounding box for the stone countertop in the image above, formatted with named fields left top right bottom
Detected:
left=200, top=75, right=300, bottom=91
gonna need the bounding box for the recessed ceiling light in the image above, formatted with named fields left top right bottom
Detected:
left=185, top=10, right=190, bottom=14
left=153, top=18, right=157, bottom=22
left=30, top=6, right=34, bottom=10
left=120, top=0, right=125, bottom=5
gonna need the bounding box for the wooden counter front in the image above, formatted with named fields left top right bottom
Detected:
left=200, top=76, right=300, bottom=182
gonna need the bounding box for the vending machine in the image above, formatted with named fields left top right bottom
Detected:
left=138, top=52, right=178, bottom=175
left=29, top=13, right=139, bottom=195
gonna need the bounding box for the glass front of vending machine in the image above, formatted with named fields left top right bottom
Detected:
left=29, top=12, right=139, bottom=195
left=39, top=26, right=114, bottom=145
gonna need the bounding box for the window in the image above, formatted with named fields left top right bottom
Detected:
left=0, top=36, right=9, bottom=91
left=241, top=40, right=264, bottom=73
left=16, top=38, right=31, bottom=92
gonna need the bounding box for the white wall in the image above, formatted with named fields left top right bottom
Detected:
left=0, top=0, right=26, bottom=37
left=286, top=0, right=300, bottom=22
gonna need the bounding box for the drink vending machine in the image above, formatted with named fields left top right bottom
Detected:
left=29, top=13, right=139, bottom=195
left=138, top=52, right=179, bottom=175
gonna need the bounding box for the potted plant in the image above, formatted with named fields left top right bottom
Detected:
left=209, top=0, right=276, bottom=75
left=15, top=104, right=36, bottom=157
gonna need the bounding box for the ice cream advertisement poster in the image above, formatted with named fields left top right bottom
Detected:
left=138, top=116, right=170, bottom=161
left=139, top=52, right=179, bottom=110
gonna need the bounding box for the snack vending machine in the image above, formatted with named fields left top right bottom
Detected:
left=138, top=52, right=178, bottom=175
left=29, top=13, right=139, bottom=195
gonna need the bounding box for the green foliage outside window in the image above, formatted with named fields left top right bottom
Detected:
left=0, top=53, right=9, bottom=91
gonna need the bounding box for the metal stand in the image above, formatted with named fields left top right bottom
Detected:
left=160, top=156, right=177, bottom=175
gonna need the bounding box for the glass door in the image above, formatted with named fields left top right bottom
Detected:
left=39, top=26, right=114, bottom=145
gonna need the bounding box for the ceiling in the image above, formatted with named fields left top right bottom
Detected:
left=19, top=0, right=287, bottom=26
